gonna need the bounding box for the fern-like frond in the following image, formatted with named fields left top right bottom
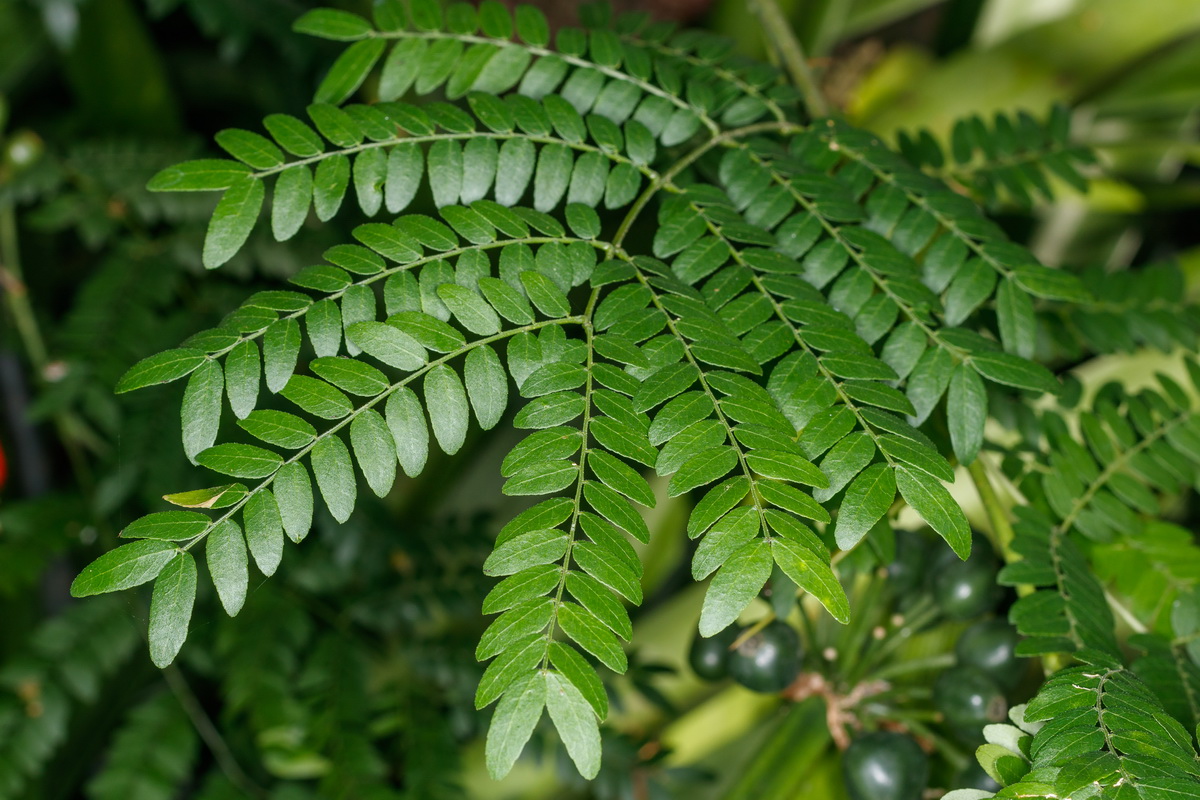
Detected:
left=73, top=0, right=1173, bottom=784
left=149, top=0, right=802, bottom=269
left=1002, top=369, right=1200, bottom=657
left=86, top=692, right=198, bottom=800
left=1043, top=262, right=1200, bottom=359
left=78, top=206, right=592, bottom=669
left=896, top=106, right=1097, bottom=209
left=0, top=599, right=138, bottom=800
left=1132, top=632, right=1200, bottom=734
left=947, top=654, right=1200, bottom=799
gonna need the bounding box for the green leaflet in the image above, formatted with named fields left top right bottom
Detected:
left=386, top=387, right=431, bottom=477
left=274, top=462, right=314, bottom=543
left=544, top=672, right=602, bottom=779
left=70, top=540, right=179, bottom=597
left=770, top=536, right=849, bottom=623
left=485, top=672, right=545, bottom=780
left=264, top=318, right=301, bottom=392
left=350, top=409, right=398, bottom=498
left=311, top=435, right=357, bottom=523
left=203, top=176, right=264, bottom=269
left=116, top=348, right=208, bottom=393
left=698, top=539, right=772, bottom=637
left=948, top=364, right=987, bottom=465
left=425, top=364, right=470, bottom=455
left=271, top=167, right=312, bottom=241
left=147, top=159, right=251, bottom=191
left=243, top=490, right=285, bottom=576
left=206, top=520, right=248, bottom=616
left=181, top=360, right=223, bottom=463
left=314, top=38, right=385, bottom=105
left=465, top=345, right=509, bottom=430
left=195, top=443, right=283, bottom=479
left=148, top=552, right=197, bottom=668
left=895, top=467, right=971, bottom=559
left=557, top=602, right=627, bottom=672
left=483, top=529, right=569, bottom=576
left=119, top=511, right=209, bottom=542
left=224, top=340, right=260, bottom=420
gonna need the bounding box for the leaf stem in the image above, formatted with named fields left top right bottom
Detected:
left=0, top=204, right=49, bottom=369
left=967, top=457, right=1018, bottom=562
left=162, top=664, right=266, bottom=799
left=746, top=0, right=829, bottom=117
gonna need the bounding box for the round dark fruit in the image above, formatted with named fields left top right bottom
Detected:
left=934, top=666, right=1008, bottom=736
left=688, top=624, right=741, bottom=681
left=956, top=618, right=1023, bottom=690
left=727, top=621, right=801, bottom=693
left=888, top=529, right=929, bottom=596
left=957, top=760, right=1002, bottom=792
left=842, top=731, right=929, bottom=800
left=931, top=533, right=1001, bottom=620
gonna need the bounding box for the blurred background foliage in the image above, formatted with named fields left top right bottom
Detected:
left=0, top=0, right=1196, bottom=798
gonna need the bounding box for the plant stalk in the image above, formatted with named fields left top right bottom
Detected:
left=967, top=458, right=1018, bottom=562
left=746, top=0, right=829, bottom=117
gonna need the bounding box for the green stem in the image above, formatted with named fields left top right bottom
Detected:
left=746, top=0, right=829, bottom=117
left=871, top=653, right=955, bottom=681
left=724, top=698, right=829, bottom=800
left=540, top=305, right=597, bottom=670
left=857, top=599, right=941, bottom=676
left=0, top=204, right=49, bottom=369
left=0, top=202, right=95, bottom=491
left=162, top=665, right=266, bottom=799
left=838, top=571, right=886, bottom=685
left=967, top=458, right=1018, bottom=562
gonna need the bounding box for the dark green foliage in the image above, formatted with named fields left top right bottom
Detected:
left=0, top=0, right=1192, bottom=794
